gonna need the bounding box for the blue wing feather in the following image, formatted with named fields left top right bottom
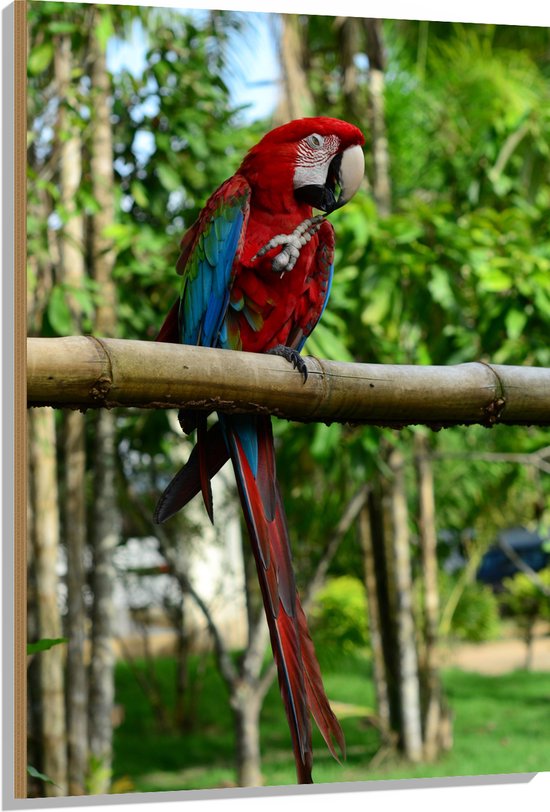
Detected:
left=177, top=177, right=251, bottom=348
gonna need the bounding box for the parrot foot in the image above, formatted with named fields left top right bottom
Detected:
left=252, top=215, right=325, bottom=274
left=267, top=344, right=308, bottom=382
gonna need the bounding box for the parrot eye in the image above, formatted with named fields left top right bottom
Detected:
left=306, top=133, right=324, bottom=149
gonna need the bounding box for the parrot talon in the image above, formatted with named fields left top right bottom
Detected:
left=267, top=345, right=308, bottom=383
left=252, top=216, right=326, bottom=274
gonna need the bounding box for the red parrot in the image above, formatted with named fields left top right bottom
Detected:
left=155, top=117, right=365, bottom=783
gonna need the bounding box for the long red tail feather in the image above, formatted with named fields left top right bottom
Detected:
left=154, top=422, right=229, bottom=524
left=154, top=406, right=345, bottom=782
left=223, top=414, right=344, bottom=783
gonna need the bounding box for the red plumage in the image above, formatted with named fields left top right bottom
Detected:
left=156, top=117, right=364, bottom=784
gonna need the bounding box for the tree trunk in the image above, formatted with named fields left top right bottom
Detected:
left=173, top=599, right=192, bottom=732
left=26, top=66, right=59, bottom=797
left=386, top=446, right=423, bottom=762
left=363, top=19, right=392, bottom=216
left=524, top=621, right=535, bottom=671
left=415, top=432, right=447, bottom=760
left=359, top=444, right=425, bottom=762
left=375, top=469, right=402, bottom=735
left=88, top=2, right=117, bottom=334
left=231, top=682, right=263, bottom=787
left=336, top=17, right=362, bottom=125
left=55, top=32, right=89, bottom=796
left=276, top=14, right=314, bottom=123
left=64, top=413, right=89, bottom=794
left=88, top=409, right=119, bottom=792
left=358, top=503, right=391, bottom=736
left=27, top=453, right=43, bottom=798
left=87, top=9, right=120, bottom=793
left=28, top=408, right=68, bottom=796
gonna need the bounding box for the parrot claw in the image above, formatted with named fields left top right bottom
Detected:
left=267, top=344, right=308, bottom=382
left=252, top=216, right=326, bottom=274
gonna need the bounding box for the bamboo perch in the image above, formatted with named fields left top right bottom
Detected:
left=27, top=336, right=550, bottom=428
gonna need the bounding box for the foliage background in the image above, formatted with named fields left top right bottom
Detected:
left=26, top=0, right=550, bottom=797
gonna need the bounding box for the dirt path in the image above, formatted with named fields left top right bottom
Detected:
left=443, top=633, right=550, bottom=674
left=115, top=629, right=550, bottom=675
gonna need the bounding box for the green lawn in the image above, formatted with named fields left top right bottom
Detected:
left=111, top=653, right=550, bottom=793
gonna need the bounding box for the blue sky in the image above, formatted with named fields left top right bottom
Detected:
left=106, top=8, right=280, bottom=122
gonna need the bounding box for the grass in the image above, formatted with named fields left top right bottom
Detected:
left=111, top=652, right=550, bottom=793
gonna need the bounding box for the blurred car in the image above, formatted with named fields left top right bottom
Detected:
left=476, top=526, right=550, bottom=588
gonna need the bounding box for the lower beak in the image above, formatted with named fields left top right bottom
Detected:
left=295, top=144, right=365, bottom=214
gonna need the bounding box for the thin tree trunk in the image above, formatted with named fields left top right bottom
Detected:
left=524, top=622, right=535, bottom=671
left=376, top=469, right=402, bottom=736
left=387, top=446, right=423, bottom=762
left=55, top=33, right=89, bottom=795
left=173, top=599, right=192, bottom=732
left=416, top=20, right=429, bottom=80
left=89, top=12, right=117, bottom=338
left=231, top=683, right=264, bottom=787
left=232, top=523, right=270, bottom=786
left=88, top=409, right=119, bottom=792
left=358, top=503, right=391, bottom=736
left=414, top=432, right=445, bottom=760
left=276, top=14, right=314, bottom=124
left=87, top=9, right=120, bottom=793
left=363, top=18, right=391, bottom=215
left=336, top=17, right=361, bottom=124
left=28, top=408, right=68, bottom=796
left=26, top=131, right=58, bottom=797
left=361, top=445, right=426, bottom=761
left=64, top=413, right=89, bottom=794
left=27, top=448, right=42, bottom=798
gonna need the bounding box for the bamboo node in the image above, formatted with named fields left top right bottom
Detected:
left=482, top=396, right=506, bottom=426
left=90, top=374, right=112, bottom=401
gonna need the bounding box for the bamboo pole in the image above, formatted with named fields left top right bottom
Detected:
left=27, top=336, right=550, bottom=427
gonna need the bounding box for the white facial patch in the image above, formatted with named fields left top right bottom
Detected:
left=293, top=133, right=341, bottom=190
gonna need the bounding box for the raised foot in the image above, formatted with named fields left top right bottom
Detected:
left=267, top=345, right=308, bottom=382
left=252, top=215, right=326, bottom=274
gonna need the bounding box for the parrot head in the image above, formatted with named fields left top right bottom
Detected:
left=240, top=117, right=365, bottom=214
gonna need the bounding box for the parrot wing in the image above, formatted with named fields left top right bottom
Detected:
left=178, top=175, right=251, bottom=347
left=155, top=174, right=251, bottom=521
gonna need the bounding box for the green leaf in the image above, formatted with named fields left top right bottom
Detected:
left=48, top=21, right=78, bottom=34
left=131, top=180, right=148, bottom=209
left=310, top=422, right=342, bottom=459
left=77, top=188, right=101, bottom=215
left=28, top=43, right=54, bottom=76
left=102, top=223, right=135, bottom=251
left=304, top=321, right=353, bottom=363
left=94, top=11, right=114, bottom=52
left=392, top=221, right=424, bottom=244
left=47, top=287, right=73, bottom=335
left=27, top=765, right=59, bottom=787
left=477, top=268, right=512, bottom=292
left=27, top=637, right=67, bottom=655
left=156, top=164, right=181, bottom=192
left=505, top=309, right=527, bottom=340
left=428, top=266, right=455, bottom=310
left=361, top=282, right=393, bottom=326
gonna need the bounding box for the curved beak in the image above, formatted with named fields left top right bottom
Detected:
left=294, top=144, right=365, bottom=214
left=330, top=144, right=365, bottom=211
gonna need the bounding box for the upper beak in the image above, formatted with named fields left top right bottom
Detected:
left=328, top=144, right=365, bottom=212
left=294, top=144, right=365, bottom=214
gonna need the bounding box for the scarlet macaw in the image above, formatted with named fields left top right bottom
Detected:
left=155, top=117, right=365, bottom=783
